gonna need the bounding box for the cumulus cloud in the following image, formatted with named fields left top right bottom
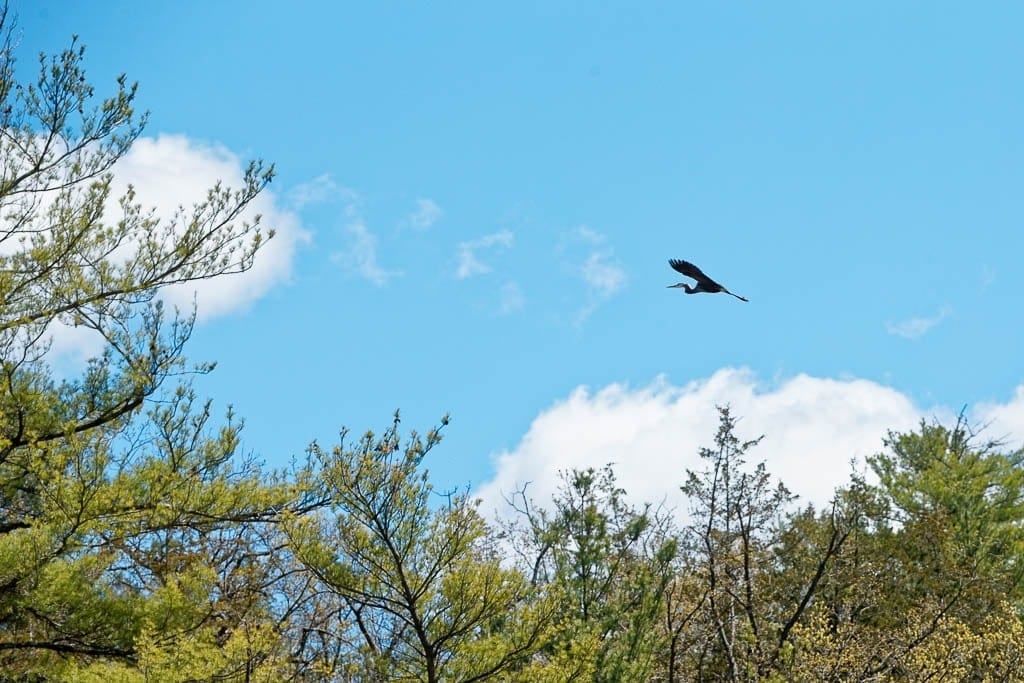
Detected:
left=471, top=368, right=1022, bottom=524
left=886, top=307, right=952, bottom=340
left=976, top=386, right=1024, bottom=449
left=3, top=134, right=309, bottom=366
left=499, top=281, right=525, bottom=314
left=109, top=135, right=310, bottom=322
left=406, top=198, right=442, bottom=230
left=41, top=320, right=107, bottom=371
left=456, top=231, right=514, bottom=279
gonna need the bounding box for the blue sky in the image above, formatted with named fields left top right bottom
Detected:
left=18, top=2, right=1024, bottom=508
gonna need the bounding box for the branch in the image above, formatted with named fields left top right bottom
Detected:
left=771, top=502, right=851, bottom=668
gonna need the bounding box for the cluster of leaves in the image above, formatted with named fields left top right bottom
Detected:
left=3, top=11, right=1024, bottom=681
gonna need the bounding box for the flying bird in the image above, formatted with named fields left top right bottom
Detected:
left=667, top=259, right=748, bottom=302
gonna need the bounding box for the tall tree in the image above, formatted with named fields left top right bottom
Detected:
left=0, top=9, right=309, bottom=677
left=784, top=415, right=1024, bottom=680
left=503, top=464, right=678, bottom=682
left=869, top=413, right=1024, bottom=616
left=675, top=406, right=850, bottom=681
left=286, top=413, right=553, bottom=683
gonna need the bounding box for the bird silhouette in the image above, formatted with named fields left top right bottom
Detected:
left=667, top=259, right=748, bottom=302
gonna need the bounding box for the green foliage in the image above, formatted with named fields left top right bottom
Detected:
left=870, top=413, right=1024, bottom=612
left=774, top=415, right=1024, bottom=681
left=4, top=7, right=1024, bottom=680
left=287, top=413, right=552, bottom=682
left=503, top=464, right=678, bottom=682
left=0, top=7, right=294, bottom=677
left=669, top=406, right=845, bottom=681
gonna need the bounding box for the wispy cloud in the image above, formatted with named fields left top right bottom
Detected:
left=406, top=198, right=442, bottom=230
left=288, top=173, right=354, bottom=209
left=499, top=281, right=525, bottom=314
left=569, top=226, right=626, bottom=324
left=574, top=225, right=607, bottom=245
left=886, top=307, right=952, bottom=340
left=322, top=186, right=400, bottom=286
left=456, top=230, right=514, bottom=279
left=332, top=222, right=401, bottom=286
left=982, top=265, right=996, bottom=289
left=581, top=251, right=626, bottom=297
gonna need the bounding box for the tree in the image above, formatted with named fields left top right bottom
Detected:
left=503, top=464, right=678, bottom=682
left=675, top=406, right=851, bottom=681
left=286, top=413, right=553, bottom=682
left=869, top=413, right=1024, bottom=616
left=0, top=9, right=310, bottom=676
left=783, top=415, right=1024, bottom=680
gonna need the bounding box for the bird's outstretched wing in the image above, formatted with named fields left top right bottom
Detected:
left=669, top=259, right=718, bottom=288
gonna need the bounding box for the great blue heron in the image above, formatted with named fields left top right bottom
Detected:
left=667, top=259, right=748, bottom=302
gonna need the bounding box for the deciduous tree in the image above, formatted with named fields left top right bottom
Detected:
left=675, top=406, right=851, bottom=681
left=504, top=464, right=678, bottom=682
left=287, top=413, right=552, bottom=682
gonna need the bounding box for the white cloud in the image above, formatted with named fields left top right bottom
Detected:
left=0, top=134, right=309, bottom=366
left=499, top=281, right=525, bottom=314
left=109, top=135, right=310, bottom=322
left=456, top=230, right=514, bottom=279
left=976, top=386, right=1024, bottom=450
left=322, top=186, right=401, bottom=286
left=288, top=173, right=353, bottom=209
left=581, top=251, right=626, bottom=297
left=331, top=222, right=400, bottom=286
left=472, top=368, right=1015, bottom=524
left=567, top=227, right=626, bottom=324
left=40, top=320, right=106, bottom=370
left=406, top=198, right=442, bottom=230
left=574, top=225, right=606, bottom=245
left=886, top=307, right=952, bottom=340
